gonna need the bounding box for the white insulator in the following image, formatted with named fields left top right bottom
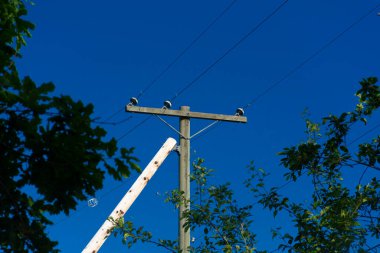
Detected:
left=163, top=100, right=172, bottom=109
left=235, top=108, right=244, bottom=116
left=129, top=97, right=138, bottom=106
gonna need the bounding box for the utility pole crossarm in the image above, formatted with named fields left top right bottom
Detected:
left=126, top=105, right=247, bottom=123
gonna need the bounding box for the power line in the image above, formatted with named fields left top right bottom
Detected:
left=53, top=179, right=131, bottom=226
left=349, top=122, right=380, bottom=145
left=117, top=115, right=153, bottom=141
left=47, top=3, right=241, bottom=227
left=55, top=2, right=380, bottom=230
left=170, top=0, right=289, bottom=101
left=36, top=114, right=380, bottom=227
left=276, top=121, right=380, bottom=191
left=95, top=0, right=239, bottom=125
left=137, top=0, right=239, bottom=100
left=117, top=1, right=289, bottom=140
left=192, top=2, right=380, bottom=141
left=100, top=108, right=125, bottom=123
left=242, top=2, right=380, bottom=109
left=94, top=115, right=133, bottom=126
left=117, top=2, right=380, bottom=138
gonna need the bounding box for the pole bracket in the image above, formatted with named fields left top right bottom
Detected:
left=173, top=145, right=180, bottom=155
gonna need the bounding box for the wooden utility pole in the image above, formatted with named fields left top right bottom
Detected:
left=126, top=103, right=247, bottom=252
left=82, top=138, right=177, bottom=253
left=178, top=106, right=191, bottom=250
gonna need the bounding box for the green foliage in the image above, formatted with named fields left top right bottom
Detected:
left=114, top=78, right=379, bottom=252
left=116, top=159, right=258, bottom=253
left=109, top=217, right=178, bottom=252
left=0, top=0, right=34, bottom=72
left=246, top=77, right=380, bottom=252
left=0, top=1, right=140, bottom=252
left=182, top=159, right=256, bottom=253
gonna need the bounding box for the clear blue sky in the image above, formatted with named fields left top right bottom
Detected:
left=18, top=0, right=380, bottom=252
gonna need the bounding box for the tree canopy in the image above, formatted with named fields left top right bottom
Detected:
left=246, top=77, right=380, bottom=252
left=0, top=1, right=139, bottom=252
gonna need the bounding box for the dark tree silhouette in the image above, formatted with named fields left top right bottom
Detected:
left=0, top=1, right=139, bottom=252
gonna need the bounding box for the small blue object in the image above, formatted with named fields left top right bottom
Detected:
left=88, top=198, right=98, bottom=207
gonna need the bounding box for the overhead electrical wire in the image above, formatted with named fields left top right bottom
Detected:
left=170, top=0, right=289, bottom=102
left=117, top=115, right=153, bottom=141
left=242, top=2, right=380, bottom=110
left=118, top=3, right=380, bottom=144
left=276, top=122, right=380, bottom=191
left=69, top=3, right=380, bottom=238
left=54, top=179, right=132, bottom=226
left=34, top=2, right=380, bottom=229
left=48, top=2, right=241, bottom=227
left=137, top=0, right=239, bottom=100
left=118, top=0, right=290, bottom=141
left=94, top=0, right=239, bottom=126
left=98, top=108, right=125, bottom=123
left=52, top=113, right=380, bottom=227
left=190, top=2, right=380, bottom=142
left=94, top=116, right=133, bottom=126
left=349, top=122, right=380, bottom=145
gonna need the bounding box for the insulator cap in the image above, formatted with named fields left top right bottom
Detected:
left=235, top=108, right=244, bottom=116
left=129, top=97, right=138, bottom=106
left=163, top=100, right=172, bottom=109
